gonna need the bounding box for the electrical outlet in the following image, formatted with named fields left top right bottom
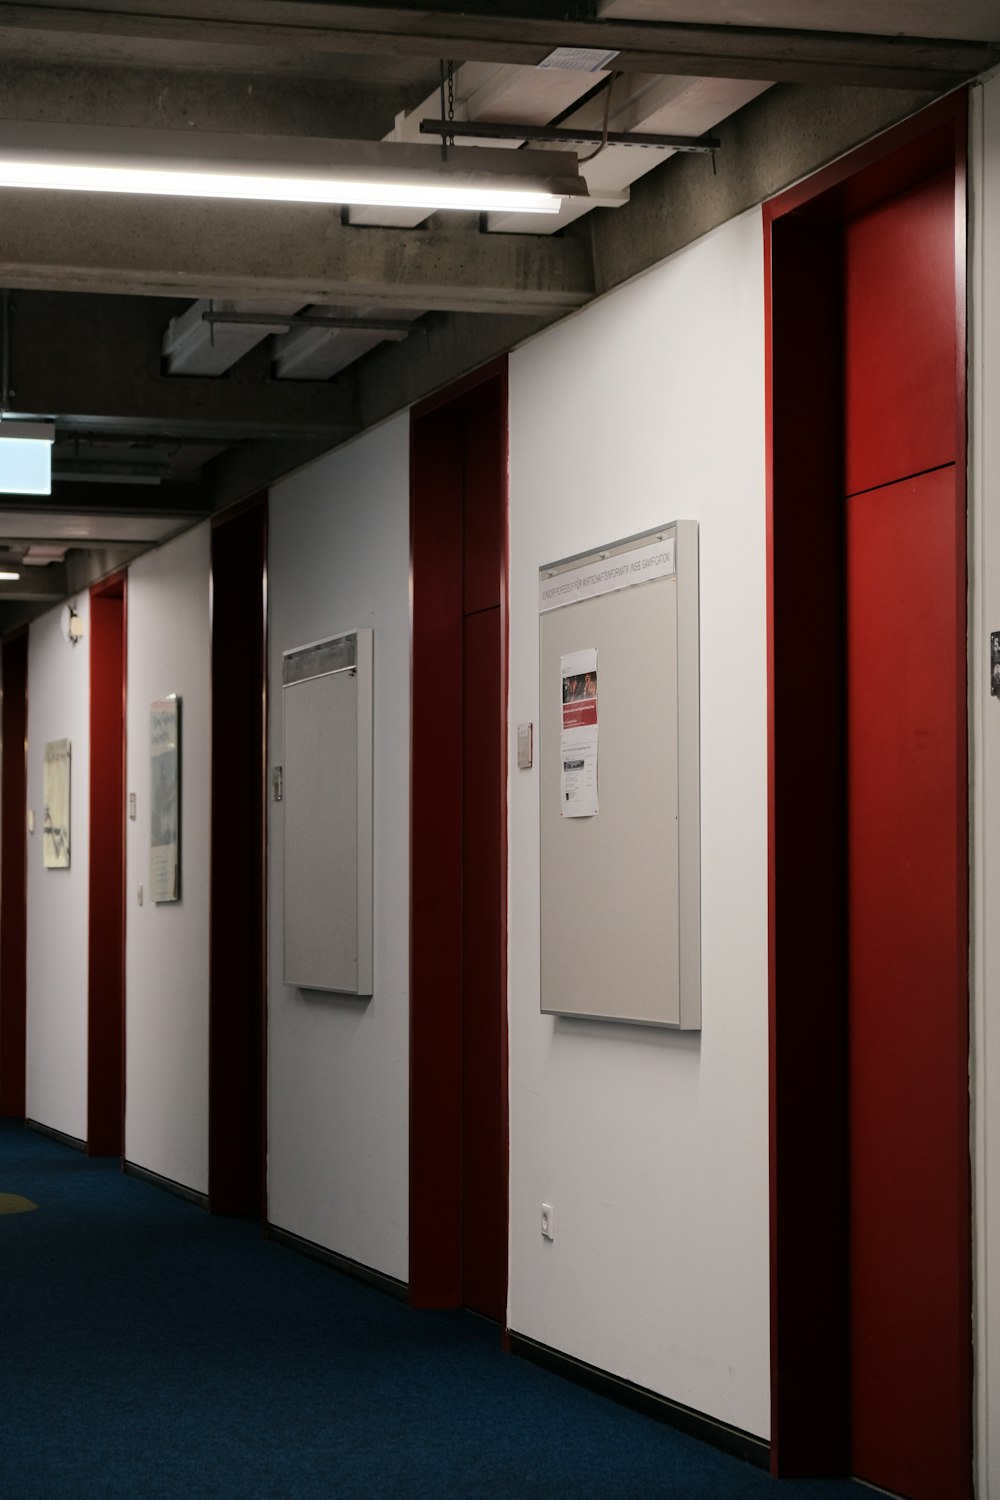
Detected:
left=541, top=1203, right=554, bottom=1241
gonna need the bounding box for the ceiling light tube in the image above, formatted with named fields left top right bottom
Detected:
left=0, top=122, right=590, bottom=214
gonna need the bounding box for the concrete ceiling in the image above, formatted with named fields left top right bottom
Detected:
left=0, top=0, right=996, bottom=630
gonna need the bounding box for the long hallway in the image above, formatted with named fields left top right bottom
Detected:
left=0, top=1128, right=863, bottom=1500
left=0, top=1120, right=867, bottom=1500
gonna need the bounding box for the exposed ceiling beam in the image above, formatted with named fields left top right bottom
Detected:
left=597, top=2, right=1000, bottom=44
left=355, top=82, right=942, bottom=431
left=0, top=562, right=68, bottom=600
left=0, top=4, right=993, bottom=89
left=0, top=196, right=594, bottom=315
left=0, top=481, right=209, bottom=523
left=200, top=432, right=346, bottom=515
left=3, top=293, right=360, bottom=441
left=0, top=532, right=161, bottom=551
left=0, top=59, right=433, bottom=139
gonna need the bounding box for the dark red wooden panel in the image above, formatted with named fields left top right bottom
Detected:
left=0, top=630, right=28, bottom=1118
left=88, top=581, right=126, bottom=1157
left=209, top=496, right=267, bottom=1217
left=409, top=408, right=465, bottom=1307
left=461, top=605, right=506, bottom=1320
left=843, top=170, right=956, bottom=497
left=410, top=360, right=509, bottom=1317
left=765, top=92, right=968, bottom=1487
left=765, top=214, right=849, bottom=1476
left=463, top=407, right=503, bottom=617
left=847, top=465, right=969, bottom=1500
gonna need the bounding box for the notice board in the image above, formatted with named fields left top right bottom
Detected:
left=538, top=522, right=700, bottom=1028
left=282, top=629, right=373, bottom=996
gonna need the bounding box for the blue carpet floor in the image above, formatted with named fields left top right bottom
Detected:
left=0, top=1120, right=868, bottom=1500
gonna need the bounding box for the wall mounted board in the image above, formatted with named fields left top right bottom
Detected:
left=282, top=629, right=373, bottom=995
left=539, top=522, right=700, bottom=1028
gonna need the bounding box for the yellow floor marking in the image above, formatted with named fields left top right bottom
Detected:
left=0, top=1193, right=37, bottom=1214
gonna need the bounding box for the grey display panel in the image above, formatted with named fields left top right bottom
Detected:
left=282, top=629, right=373, bottom=995
left=539, top=522, right=700, bottom=1028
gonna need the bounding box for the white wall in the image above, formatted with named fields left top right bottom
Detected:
left=267, top=414, right=410, bottom=1281
left=125, top=523, right=211, bottom=1193
left=970, top=69, right=1000, bottom=1500
left=507, top=210, right=770, bottom=1437
left=25, top=596, right=90, bottom=1139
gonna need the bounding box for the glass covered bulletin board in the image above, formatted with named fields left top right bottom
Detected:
left=538, top=521, right=701, bottom=1029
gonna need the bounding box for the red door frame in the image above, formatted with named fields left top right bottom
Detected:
left=764, top=92, right=969, bottom=1478
left=0, top=629, right=28, bottom=1118
left=88, top=572, right=127, bottom=1156
left=208, top=492, right=268, bottom=1217
left=409, top=358, right=509, bottom=1313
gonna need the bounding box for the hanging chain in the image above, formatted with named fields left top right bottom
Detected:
left=447, top=59, right=455, bottom=147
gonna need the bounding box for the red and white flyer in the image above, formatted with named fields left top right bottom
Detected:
left=560, top=647, right=598, bottom=817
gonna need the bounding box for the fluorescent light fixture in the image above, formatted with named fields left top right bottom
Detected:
left=0, top=421, right=55, bottom=496
left=0, top=570, right=20, bottom=581
left=0, top=122, right=590, bottom=215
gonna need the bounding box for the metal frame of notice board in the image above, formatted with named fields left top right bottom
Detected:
left=538, top=521, right=700, bottom=1028
left=281, top=628, right=374, bottom=996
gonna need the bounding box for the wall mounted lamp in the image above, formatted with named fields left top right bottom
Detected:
left=0, top=121, right=590, bottom=216
left=0, top=420, right=55, bottom=495
left=63, top=602, right=83, bottom=646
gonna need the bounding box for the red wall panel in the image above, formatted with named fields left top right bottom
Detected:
left=843, top=170, right=957, bottom=497
left=209, top=497, right=267, bottom=1216
left=409, top=410, right=465, bottom=1306
left=0, top=631, right=27, bottom=1117
left=410, top=361, right=508, bottom=1318
left=765, top=96, right=969, bottom=1490
left=88, top=583, right=126, bottom=1156
left=461, top=606, right=506, bottom=1321
left=846, top=466, right=968, bottom=1500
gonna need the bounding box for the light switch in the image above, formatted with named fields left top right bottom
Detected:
left=128, top=793, right=137, bottom=821
left=27, top=809, right=34, bottom=834
left=517, top=722, right=534, bottom=770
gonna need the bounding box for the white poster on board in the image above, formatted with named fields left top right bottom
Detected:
left=150, top=698, right=180, bottom=904
left=42, top=738, right=71, bottom=868
left=560, top=648, right=598, bottom=817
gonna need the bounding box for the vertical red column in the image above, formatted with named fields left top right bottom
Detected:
left=88, top=578, right=127, bottom=1156
left=460, top=401, right=507, bottom=1322
left=843, top=169, right=969, bottom=1500
left=765, top=96, right=970, bottom=1494
left=410, top=361, right=509, bottom=1318
left=209, top=495, right=268, bottom=1217
left=0, top=629, right=28, bottom=1118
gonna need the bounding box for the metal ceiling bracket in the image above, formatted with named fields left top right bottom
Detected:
left=201, top=311, right=415, bottom=340
left=419, top=119, right=721, bottom=153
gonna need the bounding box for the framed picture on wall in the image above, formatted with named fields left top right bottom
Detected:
left=42, top=737, right=71, bottom=869
left=150, top=697, right=180, bottom=903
